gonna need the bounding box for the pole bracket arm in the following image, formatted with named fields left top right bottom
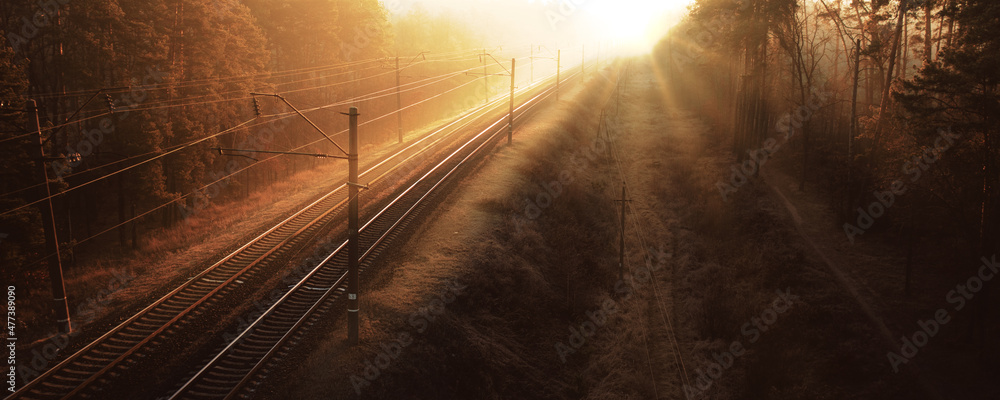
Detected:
left=347, top=181, right=369, bottom=190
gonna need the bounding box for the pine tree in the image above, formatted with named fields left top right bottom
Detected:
left=897, top=0, right=1000, bottom=258
left=0, top=28, right=39, bottom=279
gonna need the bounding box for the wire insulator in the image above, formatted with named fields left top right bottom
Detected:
left=105, top=94, right=115, bottom=114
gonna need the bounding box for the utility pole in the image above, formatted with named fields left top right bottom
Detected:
left=347, top=106, right=360, bottom=346
left=395, top=56, right=402, bottom=143
left=509, top=58, right=516, bottom=145
left=482, top=49, right=490, bottom=104
left=247, top=94, right=359, bottom=344
left=389, top=52, right=425, bottom=143
left=615, top=183, right=631, bottom=281
left=469, top=53, right=516, bottom=143
left=556, top=50, right=561, bottom=101
left=30, top=100, right=71, bottom=333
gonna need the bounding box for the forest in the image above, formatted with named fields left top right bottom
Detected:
left=0, top=0, right=497, bottom=294
left=2, top=0, right=999, bottom=398
left=1, top=0, right=996, bottom=348
left=645, top=1, right=999, bottom=396
left=660, top=0, right=998, bottom=290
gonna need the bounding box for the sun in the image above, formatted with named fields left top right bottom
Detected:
left=584, top=0, right=693, bottom=53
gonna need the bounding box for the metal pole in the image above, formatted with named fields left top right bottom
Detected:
left=556, top=50, right=561, bottom=101
left=483, top=49, right=490, bottom=104
left=347, top=106, right=360, bottom=346
left=268, top=95, right=347, bottom=155
left=509, top=58, right=516, bottom=145
left=396, top=56, right=402, bottom=143
left=530, top=45, right=534, bottom=84
left=30, top=100, right=71, bottom=333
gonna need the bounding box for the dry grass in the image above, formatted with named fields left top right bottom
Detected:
left=654, top=80, right=920, bottom=399
left=349, top=80, right=627, bottom=399
left=278, top=59, right=924, bottom=400
left=13, top=109, right=482, bottom=349
left=275, top=71, right=663, bottom=400
left=11, top=163, right=348, bottom=347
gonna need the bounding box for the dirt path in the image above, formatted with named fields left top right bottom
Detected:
left=599, top=58, right=706, bottom=396
left=268, top=75, right=611, bottom=400
left=262, top=56, right=940, bottom=400
left=764, top=172, right=946, bottom=399
left=629, top=56, right=935, bottom=399
left=13, top=118, right=471, bottom=388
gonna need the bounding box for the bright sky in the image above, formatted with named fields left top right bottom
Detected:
left=574, top=0, right=694, bottom=48
left=386, top=0, right=694, bottom=54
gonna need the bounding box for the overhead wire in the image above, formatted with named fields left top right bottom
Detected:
left=16, top=64, right=499, bottom=271
left=0, top=55, right=482, bottom=148
left=0, top=59, right=488, bottom=201
left=602, top=60, right=692, bottom=392
left=31, top=47, right=485, bottom=101
left=8, top=44, right=553, bottom=273
left=0, top=59, right=492, bottom=215
left=30, top=49, right=482, bottom=126
left=31, top=57, right=384, bottom=100
left=0, top=118, right=257, bottom=218
left=19, top=54, right=485, bottom=137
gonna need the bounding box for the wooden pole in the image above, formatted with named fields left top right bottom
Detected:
left=30, top=99, right=71, bottom=333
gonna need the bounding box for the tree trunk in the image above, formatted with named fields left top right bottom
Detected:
left=946, top=0, right=955, bottom=49
left=901, top=13, right=908, bottom=81
left=924, top=0, right=934, bottom=64
left=870, top=2, right=908, bottom=155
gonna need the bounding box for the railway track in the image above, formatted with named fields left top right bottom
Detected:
left=7, top=62, right=590, bottom=400
left=166, top=72, right=575, bottom=400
